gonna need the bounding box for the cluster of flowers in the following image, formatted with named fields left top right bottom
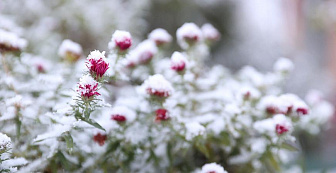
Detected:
left=0, top=21, right=334, bottom=173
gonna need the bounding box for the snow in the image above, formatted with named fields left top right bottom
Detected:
left=201, top=23, right=220, bottom=41
left=0, top=133, right=11, bottom=151
left=176, top=23, right=202, bottom=49
left=201, top=163, right=227, bottom=173
left=110, top=106, right=136, bottom=122
left=185, top=122, right=206, bottom=140
left=87, top=50, right=106, bottom=61
left=171, top=51, right=187, bottom=67
left=148, top=28, right=172, bottom=44
left=58, top=39, right=82, bottom=57
left=0, top=29, right=27, bottom=49
left=141, top=74, right=174, bottom=96
left=273, top=57, right=294, bottom=73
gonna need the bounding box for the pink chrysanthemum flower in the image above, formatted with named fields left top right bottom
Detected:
left=176, top=23, right=202, bottom=49
left=170, top=51, right=187, bottom=72
left=93, top=132, right=107, bottom=146
left=86, top=50, right=109, bottom=80
left=155, top=109, right=170, bottom=121
left=143, top=74, right=174, bottom=98
left=134, top=40, right=158, bottom=64
left=110, top=106, right=136, bottom=123
left=108, top=30, right=132, bottom=52
left=148, top=28, right=172, bottom=46
left=201, top=23, right=221, bottom=43
left=77, top=75, right=100, bottom=100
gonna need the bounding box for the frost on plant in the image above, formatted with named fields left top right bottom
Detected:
left=0, top=20, right=334, bottom=173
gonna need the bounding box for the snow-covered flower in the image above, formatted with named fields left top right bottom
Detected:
left=273, top=57, right=294, bottom=74
left=171, top=51, right=187, bottom=73
left=143, top=74, right=174, bottom=98
left=132, top=40, right=158, bottom=64
left=110, top=106, right=136, bottom=123
left=58, top=39, right=82, bottom=62
left=201, top=163, right=227, bottom=173
left=148, top=28, right=172, bottom=46
left=201, top=23, right=221, bottom=43
left=108, top=30, right=132, bottom=52
left=258, top=95, right=292, bottom=115
left=86, top=50, right=109, bottom=80
left=273, top=114, right=293, bottom=135
left=177, top=23, right=202, bottom=49
left=279, top=94, right=309, bottom=116
left=155, top=109, right=170, bottom=121
left=77, top=75, right=100, bottom=100
left=254, top=114, right=293, bottom=136
left=0, top=29, right=27, bottom=52
left=0, top=133, right=11, bottom=152
left=185, top=122, right=205, bottom=140
left=93, top=132, right=107, bottom=146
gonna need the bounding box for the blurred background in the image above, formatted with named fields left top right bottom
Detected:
left=1, top=0, right=336, bottom=171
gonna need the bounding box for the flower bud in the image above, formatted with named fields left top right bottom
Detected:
left=134, top=40, right=158, bottom=64
left=177, top=23, right=202, bottom=49
left=86, top=50, right=109, bottom=80
left=143, top=74, right=174, bottom=98
left=201, top=23, right=221, bottom=43
left=201, top=163, right=227, bottom=173
left=93, top=132, right=107, bottom=146
left=109, top=30, right=132, bottom=53
left=110, top=106, right=136, bottom=123
left=0, top=29, right=27, bottom=53
left=148, top=28, right=172, bottom=47
left=170, top=51, right=187, bottom=73
left=77, top=75, right=100, bottom=101
left=58, top=39, right=83, bottom=63
left=155, top=109, right=170, bottom=121
left=273, top=57, right=294, bottom=74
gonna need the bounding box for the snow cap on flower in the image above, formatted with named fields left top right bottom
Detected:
left=86, top=50, right=109, bottom=80
left=77, top=75, right=100, bottom=100
left=201, top=23, right=221, bottom=42
left=143, top=74, right=174, bottom=98
left=279, top=94, right=309, bottom=116
left=185, top=122, right=206, bottom=140
left=258, top=95, right=292, bottom=115
left=201, top=163, right=227, bottom=173
left=273, top=57, right=294, bottom=74
left=273, top=114, right=293, bottom=135
left=155, top=109, right=170, bottom=121
left=93, top=132, right=107, bottom=146
left=253, top=114, right=292, bottom=136
left=111, top=106, right=136, bottom=122
left=133, top=40, right=158, bottom=64
left=0, top=29, right=27, bottom=52
left=0, top=133, right=12, bottom=151
left=176, top=23, right=202, bottom=49
left=58, top=39, right=82, bottom=62
left=171, top=51, right=187, bottom=72
left=148, top=28, right=172, bottom=46
left=109, top=30, right=132, bottom=52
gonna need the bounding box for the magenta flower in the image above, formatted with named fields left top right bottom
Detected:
left=77, top=75, right=100, bottom=100
left=86, top=50, right=109, bottom=80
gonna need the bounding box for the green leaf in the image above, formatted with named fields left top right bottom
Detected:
left=281, top=142, right=299, bottom=152
left=265, top=152, right=280, bottom=172
left=64, top=134, right=74, bottom=153
left=84, top=119, right=105, bottom=131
